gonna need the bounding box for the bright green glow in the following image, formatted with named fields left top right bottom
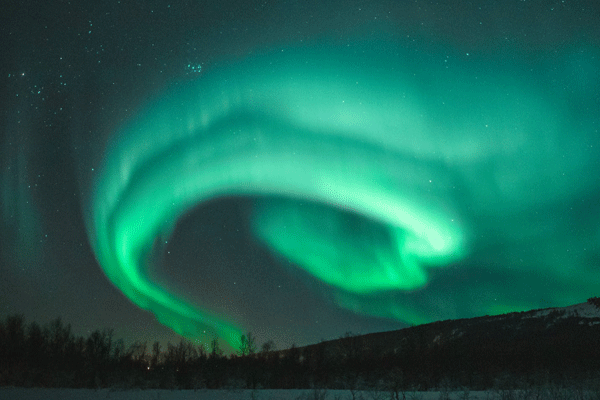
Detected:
left=253, top=195, right=461, bottom=293
left=89, top=40, right=600, bottom=344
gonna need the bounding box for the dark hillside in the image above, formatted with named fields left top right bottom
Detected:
left=1, top=299, right=599, bottom=389
left=290, top=299, right=600, bottom=389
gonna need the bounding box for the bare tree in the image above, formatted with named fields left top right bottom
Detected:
left=210, top=337, right=223, bottom=359
left=151, top=341, right=161, bottom=367
left=388, top=367, right=409, bottom=400
left=239, top=332, right=256, bottom=356
left=261, top=340, right=276, bottom=354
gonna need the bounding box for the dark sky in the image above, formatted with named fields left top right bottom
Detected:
left=1, top=0, right=600, bottom=352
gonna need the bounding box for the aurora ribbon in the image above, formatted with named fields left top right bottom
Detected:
left=89, top=41, right=600, bottom=348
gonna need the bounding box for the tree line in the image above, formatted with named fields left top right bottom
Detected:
left=1, top=303, right=600, bottom=391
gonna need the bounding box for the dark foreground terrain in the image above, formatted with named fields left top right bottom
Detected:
left=1, top=298, right=599, bottom=392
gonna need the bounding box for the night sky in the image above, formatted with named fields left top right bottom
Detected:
left=2, top=0, right=600, bottom=352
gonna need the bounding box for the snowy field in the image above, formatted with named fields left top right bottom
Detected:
left=0, top=388, right=495, bottom=400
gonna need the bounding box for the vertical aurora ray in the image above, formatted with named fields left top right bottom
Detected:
left=89, top=41, right=600, bottom=347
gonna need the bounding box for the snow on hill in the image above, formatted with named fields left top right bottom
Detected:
left=525, top=303, right=600, bottom=318
left=522, top=301, right=600, bottom=325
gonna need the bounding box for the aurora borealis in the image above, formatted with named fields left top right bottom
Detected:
left=2, top=0, right=600, bottom=351
left=89, top=43, right=469, bottom=347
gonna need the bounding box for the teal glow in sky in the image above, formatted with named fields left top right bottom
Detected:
left=88, top=40, right=600, bottom=349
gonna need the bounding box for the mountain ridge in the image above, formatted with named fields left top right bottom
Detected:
left=291, top=298, right=600, bottom=371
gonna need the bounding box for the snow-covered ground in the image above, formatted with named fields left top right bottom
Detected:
left=523, top=301, right=600, bottom=325
left=0, top=388, right=494, bottom=400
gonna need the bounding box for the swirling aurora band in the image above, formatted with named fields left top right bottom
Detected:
left=89, top=42, right=600, bottom=349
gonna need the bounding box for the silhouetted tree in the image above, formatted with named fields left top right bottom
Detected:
left=2, top=315, right=26, bottom=384
left=261, top=339, right=276, bottom=354
left=210, top=337, right=223, bottom=359
left=387, top=367, right=410, bottom=400
left=47, top=317, right=72, bottom=369
left=238, top=332, right=256, bottom=356
left=25, top=320, right=48, bottom=385
left=151, top=341, right=161, bottom=368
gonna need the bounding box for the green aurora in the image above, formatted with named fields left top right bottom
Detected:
left=89, top=40, right=600, bottom=349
